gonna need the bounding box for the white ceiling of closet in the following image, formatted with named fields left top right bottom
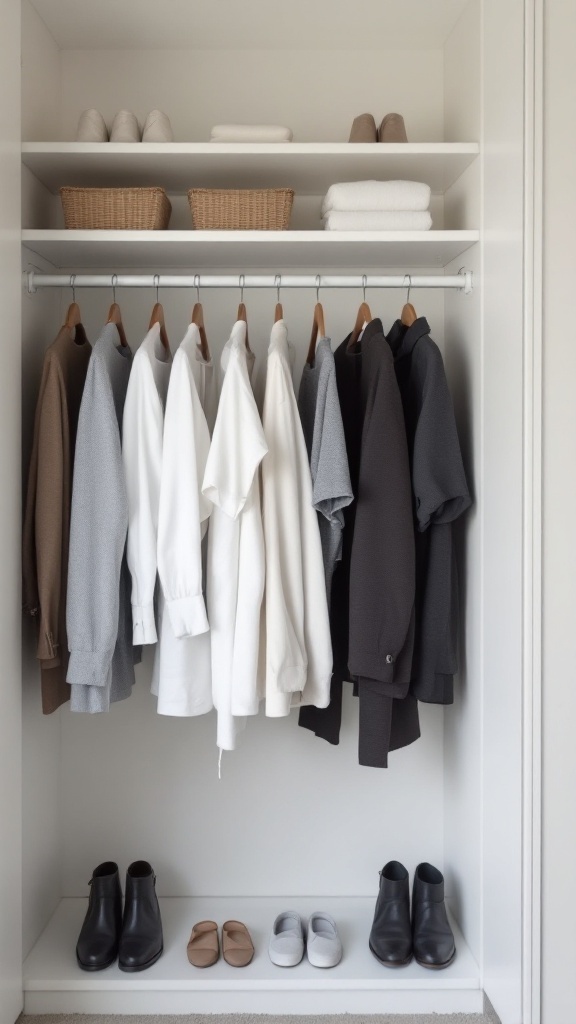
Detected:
left=29, top=0, right=469, bottom=50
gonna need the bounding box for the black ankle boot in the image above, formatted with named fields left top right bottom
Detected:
left=369, top=861, right=412, bottom=966
left=412, top=862, right=456, bottom=969
left=76, top=861, right=122, bottom=971
left=118, top=861, right=163, bottom=972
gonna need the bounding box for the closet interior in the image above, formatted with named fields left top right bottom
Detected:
left=18, top=1, right=527, bottom=1021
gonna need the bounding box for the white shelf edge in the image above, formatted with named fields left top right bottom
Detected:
left=22, top=141, right=480, bottom=155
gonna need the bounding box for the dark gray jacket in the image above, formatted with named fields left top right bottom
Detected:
left=386, top=317, right=471, bottom=704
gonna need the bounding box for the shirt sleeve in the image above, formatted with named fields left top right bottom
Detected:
left=202, top=349, right=268, bottom=520
left=22, top=355, right=65, bottom=666
left=122, top=356, right=164, bottom=644
left=262, top=354, right=308, bottom=697
left=157, top=352, right=212, bottom=639
left=66, top=354, right=128, bottom=687
left=311, top=360, right=354, bottom=522
left=412, top=341, right=472, bottom=531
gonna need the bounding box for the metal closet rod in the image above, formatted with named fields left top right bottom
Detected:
left=26, top=270, right=473, bottom=295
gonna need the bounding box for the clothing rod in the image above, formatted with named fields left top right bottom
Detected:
left=25, top=271, right=473, bottom=295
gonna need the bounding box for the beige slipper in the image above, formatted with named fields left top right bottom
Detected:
left=222, top=920, right=255, bottom=968
left=379, top=113, right=408, bottom=143
left=187, top=920, right=219, bottom=968
left=349, top=113, right=377, bottom=143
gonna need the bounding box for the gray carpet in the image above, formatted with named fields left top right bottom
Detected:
left=19, top=995, right=501, bottom=1024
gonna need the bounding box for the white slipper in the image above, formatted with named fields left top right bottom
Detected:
left=142, top=109, right=174, bottom=143
left=76, top=109, right=108, bottom=142
left=110, top=110, right=141, bottom=143
left=268, top=911, right=305, bottom=967
left=307, top=912, right=342, bottom=968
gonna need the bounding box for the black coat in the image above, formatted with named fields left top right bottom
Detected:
left=386, top=317, right=471, bottom=704
left=300, top=320, right=420, bottom=767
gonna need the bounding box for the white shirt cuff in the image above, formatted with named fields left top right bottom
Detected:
left=166, top=595, right=210, bottom=638
left=132, top=603, right=158, bottom=645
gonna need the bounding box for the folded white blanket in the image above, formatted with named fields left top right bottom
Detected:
left=322, top=180, right=431, bottom=215
left=323, top=210, right=432, bottom=231
left=211, top=124, right=293, bottom=143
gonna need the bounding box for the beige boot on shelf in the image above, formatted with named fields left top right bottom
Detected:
left=378, top=112, right=408, bottom=142
left=348, top=113, right=378, bottom=143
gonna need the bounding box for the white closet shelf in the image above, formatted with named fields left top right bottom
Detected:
left=23, top=897, right=482, bottom=1015
left=21, top=142, right=479, bottom=194
left=21, top=229, right=479, bottom=270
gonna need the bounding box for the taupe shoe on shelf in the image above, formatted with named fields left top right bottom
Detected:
left=349, top=113, right=378, bottom=143
left=222, top=920, right=255, bottom=967
left=187, top=920, right=219, bottom=968
left=379, top=113, right=408, bottom=142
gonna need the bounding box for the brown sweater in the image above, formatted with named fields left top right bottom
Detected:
left=23, top=324, right=92, bottom=714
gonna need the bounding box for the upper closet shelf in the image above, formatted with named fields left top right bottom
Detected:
left=21, top=230, right=479, bottom=270
left=21, top=143, right=479, bottom=195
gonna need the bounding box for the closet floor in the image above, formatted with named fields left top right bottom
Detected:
left=23, top=897, right=482, bottom=1016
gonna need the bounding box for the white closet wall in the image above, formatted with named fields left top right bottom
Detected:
left=15, top=0, right=533, bottom=1020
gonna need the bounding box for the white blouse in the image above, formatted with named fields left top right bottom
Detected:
left=122, top=323, right=172, bottom=646
left=152, top=323, right=216, bottom=717
left=262, top=320, right=333, bottom=718
left=202, top=321, right=268, bottom=751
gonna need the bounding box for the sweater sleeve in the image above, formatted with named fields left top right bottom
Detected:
left=122, top=356, right=164, bottom=644
left=66, top=353, right=128, bottom=687
left=157, top=352, right=211, bottom=639
left=32, top=361, right=66, bottom=666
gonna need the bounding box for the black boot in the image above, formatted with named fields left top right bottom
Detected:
left=76, top=862, right=122, bottom=971
left=412, top=862, right=456, bottom=969
left=369, top=861, right=412, bottom=966
left=119, top=861, right=163, bottom=972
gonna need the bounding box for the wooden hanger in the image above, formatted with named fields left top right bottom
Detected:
left=149, top=276, right=170, bottom=352
left=401, top=275, right=418, bottom=327
left=274, top=274, right=283, bottom=323
left=64, top=275, right=82, bottom=331
left=237, top=276, right=251, bottom=351
left=191, top=276, right=210, bottom=361
left=106, top=277, right=128, bottom=347
left=191, top=305, right=210, bottom=362
left=348, top=301, right=372, bottom=348
left=306, top=302, right=326, bottom=366
left=348, top=278, right=372, bottom=348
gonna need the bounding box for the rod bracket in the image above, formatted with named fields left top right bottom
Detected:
left=26, top=271, right=36, bottom=294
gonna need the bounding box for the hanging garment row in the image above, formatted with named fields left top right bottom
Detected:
left=23, top=283, right=471, bottom=769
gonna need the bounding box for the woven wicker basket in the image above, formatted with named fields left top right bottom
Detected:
left=60, top=187, right=172, bottom=230
left=188, top=188, right=294, bottom=230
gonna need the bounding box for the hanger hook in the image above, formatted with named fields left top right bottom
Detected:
left=275, top=274, right=281, bottom=303
left=316, top=274, right=321, bottom=303
left=239, top=274, right=245, bottom=304
left=154, top=274, right=159, bottom=304
left=362, top=274, right=367, bottom=303
left=194, top=273, right=201, bottom=304
left=111, top=274, right=117, bottom=304
left=403, top=273, right=412, bottom=305
left=70, top=274, right=76, bottom=303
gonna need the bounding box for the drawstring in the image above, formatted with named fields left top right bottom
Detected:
left=218, top=748, right=223, bottom=780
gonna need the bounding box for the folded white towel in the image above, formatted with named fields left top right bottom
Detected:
left=322, top=210, right=433, bottom=231
left=322, top=180, right=431, bottom=216
left=210, top=124, right=293, bottom=143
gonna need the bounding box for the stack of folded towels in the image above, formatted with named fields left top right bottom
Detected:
left=210, top=124, right=293, bottom=143
left=321, top=180, right=432, bottom=231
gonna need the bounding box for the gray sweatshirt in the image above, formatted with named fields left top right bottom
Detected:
left=298, top=337, right=353, bottom=602
left=67, top=324, right=138, bottom=713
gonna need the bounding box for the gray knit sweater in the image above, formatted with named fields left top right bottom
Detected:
left=66, top=324, right=138, bottom=713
